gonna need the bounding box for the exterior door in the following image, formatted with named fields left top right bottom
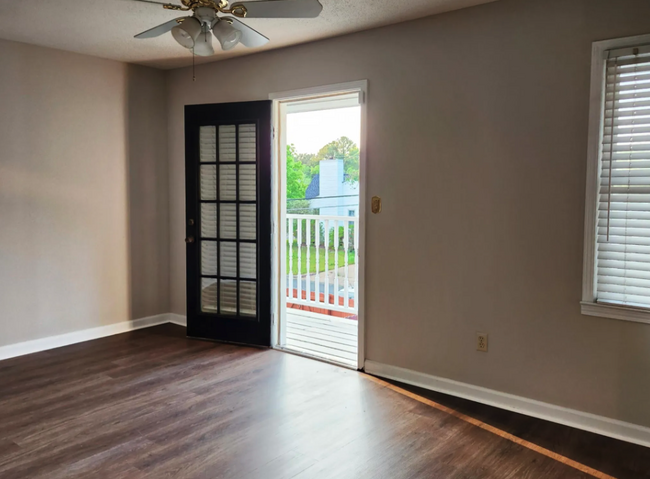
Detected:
left=185, top=101, right=271, bottom=347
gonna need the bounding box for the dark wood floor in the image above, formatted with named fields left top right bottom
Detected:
left=0, top=324, right=646, bottom=478
left=391, top=382, right=650, bottom=479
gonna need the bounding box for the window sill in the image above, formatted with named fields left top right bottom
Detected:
left=580, top=301, right=650, bottom=326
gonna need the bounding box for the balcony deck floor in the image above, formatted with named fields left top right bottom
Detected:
left=285, top=309, right=358, bottom=368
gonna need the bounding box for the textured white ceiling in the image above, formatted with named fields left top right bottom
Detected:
left=0, top=0, right=498, bottom=69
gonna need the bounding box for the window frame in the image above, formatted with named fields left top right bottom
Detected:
left=582, top=33, right=650, bottom=325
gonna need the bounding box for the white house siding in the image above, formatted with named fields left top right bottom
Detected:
left=310, top=159, right=359, bottom=216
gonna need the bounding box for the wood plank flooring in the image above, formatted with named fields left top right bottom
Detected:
left=285, top=310, right=357, bottom=367
left=0, top=324, right=647, bottom=479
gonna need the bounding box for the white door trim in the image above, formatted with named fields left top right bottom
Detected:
left=269, top=80, right=368, bottom=102
left=269, top=80, right=368, bottom=369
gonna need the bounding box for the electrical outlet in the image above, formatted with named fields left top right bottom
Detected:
left=477, top=333, right=488, bottom=352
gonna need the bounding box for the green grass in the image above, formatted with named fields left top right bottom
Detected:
left=286, top=243, right=355, bottom=275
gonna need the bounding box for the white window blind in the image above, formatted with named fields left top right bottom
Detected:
left=597, top=44, right=650, bottom=308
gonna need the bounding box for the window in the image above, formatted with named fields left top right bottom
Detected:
left=348, top=209, right=355, bottom=217
left=583, top=34, right=650, bottom=324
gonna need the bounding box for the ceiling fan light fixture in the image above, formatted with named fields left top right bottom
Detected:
left=212, top=18, right=242, bottom=51
left=193, top=29, right=215, bottom=56
left=171, top=17, right=201, bottom=49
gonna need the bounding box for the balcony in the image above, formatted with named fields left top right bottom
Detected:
left=285, top=213, right=359, bottom=367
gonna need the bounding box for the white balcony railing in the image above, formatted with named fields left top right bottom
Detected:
left=286, top=214, right=359, bottom=315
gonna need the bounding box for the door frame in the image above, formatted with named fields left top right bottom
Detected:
left=269, top=80, right=368, bottom=369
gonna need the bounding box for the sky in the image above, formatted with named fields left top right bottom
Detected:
left=286, top=106, right=361, bottom=154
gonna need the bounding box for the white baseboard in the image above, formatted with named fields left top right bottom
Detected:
left=168, top=313, right=187, bottom=327
left=364, top=360, right=650, bottom=449
left=0, top=313, right=183, bottom=361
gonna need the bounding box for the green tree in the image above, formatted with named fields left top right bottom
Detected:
left=296, top=152, right=317, bottom=185
left=314, top=136, right=359, bottom=184
left=286, top=144, right=308, bottom=199
left=287, top=198, right=313, bottom=214
left=296, top=152, right=316, bottom=169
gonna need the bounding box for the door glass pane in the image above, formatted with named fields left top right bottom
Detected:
left=239, top=164, right=256, bottom=201
left=201, top=204, right=217, bottom=238
left=200, top=165, right=217, bottom=200
left=239, top=124, right=256, bottom=162
left=220, top=204, right=236, bottom=239
left=201, top=278, right=218, bottom=312
left=200, top=126, right=216, bottom=163
left=201, top=241, right=217, bottom=276
left=220, top=279, right=237, bottom=315
left=240, top=243, right=256, bottom=279
left=220, top=242, right=236, bottom=277
left=240, top=204, right=256, bottom=240
left=197, top=121, right=258, bottom=321
left=219, top=125, right=236, bottom=162
left=220, top=164, right=237, bottom=200
left=240, top=281, right=256, bottom=316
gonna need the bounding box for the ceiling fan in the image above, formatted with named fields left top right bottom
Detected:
left=133, top=0, right=323, bottom=56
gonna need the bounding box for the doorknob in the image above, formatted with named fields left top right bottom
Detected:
left=185, top=236, right=195, bottom=244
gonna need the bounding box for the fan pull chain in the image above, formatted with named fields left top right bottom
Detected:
left=192, top=47, right=196, bottom=82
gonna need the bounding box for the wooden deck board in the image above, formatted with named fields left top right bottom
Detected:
left=286, top=321, right=357, bottom=342
left=287, top=329, right=357, bottom=348
left=286, top=310, right=358, bottom=367
left=288, top=316, right=357, bottom=335
left=288, top=311, right=357, bottom=328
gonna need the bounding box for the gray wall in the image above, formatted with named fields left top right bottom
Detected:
left=166, top=0, right=650, bottom=427
left=0, top=40, right=169, bottom=346
left=127, top=64, right=170, bottom=320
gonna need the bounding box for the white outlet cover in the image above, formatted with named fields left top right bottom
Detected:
left=477, top=332, right=488, bottom=352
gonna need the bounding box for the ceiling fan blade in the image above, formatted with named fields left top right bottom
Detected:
left=130, top=0, right=185, bottom=8
left=134, top=17, right=187, bottom=38
left=231, top=0, right=322, bottom=18
left=227, top=17, right=270, bottom=48
left=132, top=0, right=171, bottom=5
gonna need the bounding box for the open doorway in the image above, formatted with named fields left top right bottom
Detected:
left=272, top=82, right=366, bottom=369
